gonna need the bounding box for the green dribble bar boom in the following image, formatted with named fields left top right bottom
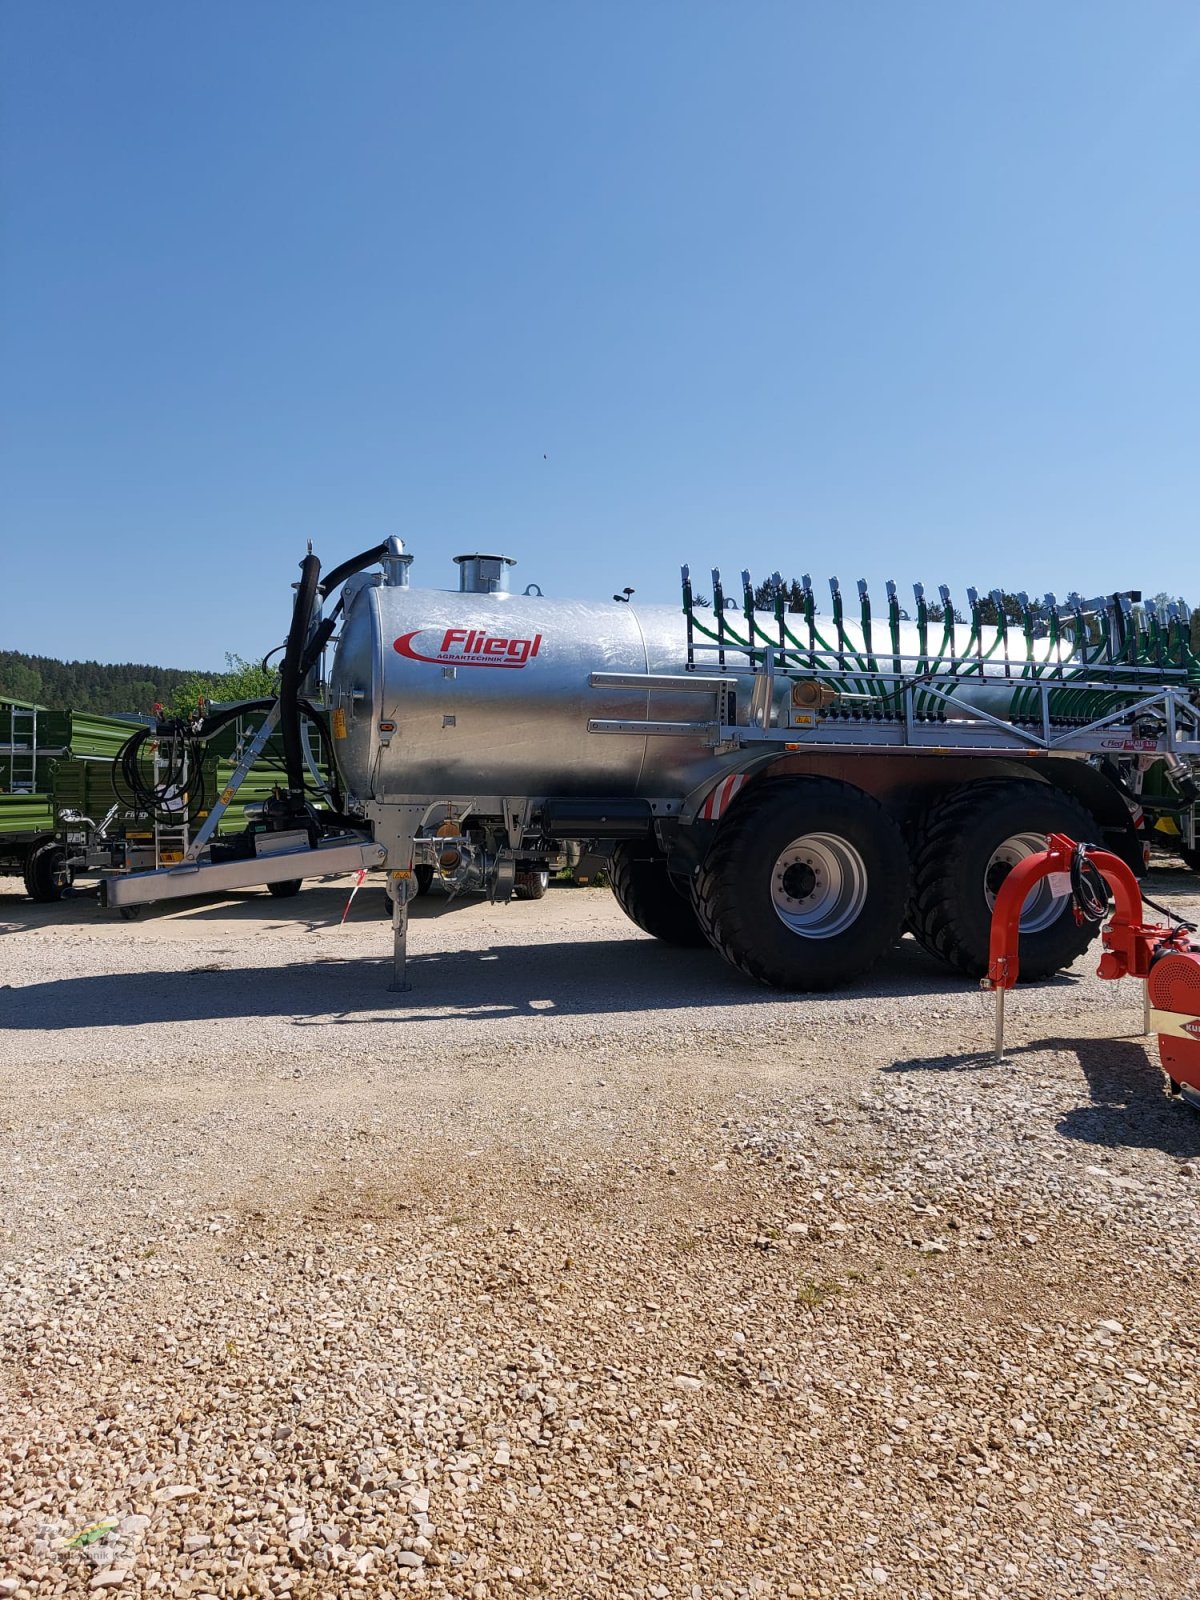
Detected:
left=680, top=569, right=1198, bottom=726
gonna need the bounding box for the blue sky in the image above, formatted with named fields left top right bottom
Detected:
left=2, top=2, right=1198, bottom=669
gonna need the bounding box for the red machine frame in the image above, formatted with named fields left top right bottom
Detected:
left=983, top=832, right=1200, bottom=1102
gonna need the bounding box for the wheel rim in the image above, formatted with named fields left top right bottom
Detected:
left=983, top=832, right=1068, bottom=933
left=769, top=832, right=868, bottom=938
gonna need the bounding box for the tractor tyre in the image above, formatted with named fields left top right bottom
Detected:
left=908, top=779, right=1101, bottom=980
left=610, top=841, right=709, bottom=947
left=267, top=879, right=303, bottom=899
left=1181, top=846, right=1200, bottom=875
left=514, top=867, right=549, bottom=901
left=24, top=843, right=72, bottom=903
left=690, top=777, right=908, bottom=989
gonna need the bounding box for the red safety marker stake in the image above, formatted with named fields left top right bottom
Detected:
left=987, top=958, right=1008, bottom=1064
left=341, top=868, right=368, bottom=924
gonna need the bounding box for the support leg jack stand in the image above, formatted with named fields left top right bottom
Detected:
left=389, top=870, right=414, bottom=993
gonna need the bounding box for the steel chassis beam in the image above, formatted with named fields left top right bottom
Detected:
left=588, top=643, right=1200, bottom=762
left=100, top=836, right=385, bottom=908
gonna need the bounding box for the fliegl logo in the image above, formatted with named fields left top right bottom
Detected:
left=394, top=627, right=544, bottom=669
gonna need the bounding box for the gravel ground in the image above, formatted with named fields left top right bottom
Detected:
left=2, top=867, right=1199, bottom=1599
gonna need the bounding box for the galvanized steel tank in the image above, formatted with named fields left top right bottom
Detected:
left=329, top=561, right=1074, bottom=807
left=330, top=577, right=732, bottom=802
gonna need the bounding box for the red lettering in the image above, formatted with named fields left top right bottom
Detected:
left=395, top=628, right=540, bottom=667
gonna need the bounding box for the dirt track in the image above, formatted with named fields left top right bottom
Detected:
left=2, top=871, right=1199, bottom=1599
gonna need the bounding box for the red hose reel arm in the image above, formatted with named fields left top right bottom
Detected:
left=985, top=831, right=1154, bottom=991
left=982, top=831, right=1200, bottom=1099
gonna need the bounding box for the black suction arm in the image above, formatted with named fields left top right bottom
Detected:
left=279, top=551, right=322, bottom=802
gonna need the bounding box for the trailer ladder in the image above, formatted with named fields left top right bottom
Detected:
left=2, top=704, right=38, bottom=794
left=152, top=742, right=192, bottom=866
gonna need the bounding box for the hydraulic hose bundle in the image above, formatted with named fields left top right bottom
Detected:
left=1069, top=843, right=1112, bottom=925
left=112, top=722, right=211, bottom=825
left=1066, top=840, right=1196, bottom=933
left=111, top=697, right=276, bottom=824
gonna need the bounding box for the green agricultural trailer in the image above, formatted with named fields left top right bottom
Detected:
left=0, top=699, right=138, bottom=898
left=0, top=696, right=330, bottom=902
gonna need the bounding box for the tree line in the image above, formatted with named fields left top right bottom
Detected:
left=0, top=650, right=278, bottom=717
left=701, top=581, right=1200, bottom=643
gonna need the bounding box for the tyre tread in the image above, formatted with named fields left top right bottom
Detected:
left=610, top=844, right=708, bottom=946
left=907, top=779, right=1099, bottom=979
left=691, top=777, right=908, bottom=989
left=24, top=842, right=70, bottom=903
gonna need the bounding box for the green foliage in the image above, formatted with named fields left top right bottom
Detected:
left=974, top=591, right=1029, bottom=625
left=746, top=577, right=1030, bottom=627
left=0, top=649, right=274, bottom=716
left=924, top=598, right=966, bottom=623
left=0, top=659, right=45, bottom=703
left=164, top=653, right=279, bottom=718
left=751, top=577, right=804, bottom=612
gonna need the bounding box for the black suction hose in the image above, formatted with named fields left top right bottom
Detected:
left=319, top=541, right=392, bottom=599
left=298, top=599, right=343, bottom=680
left=280, top=552, right=322, bottom=802
left=285, top=541, right=391, bottom=804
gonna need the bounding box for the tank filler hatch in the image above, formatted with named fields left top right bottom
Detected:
left=454, top=554, right=516, bottom=594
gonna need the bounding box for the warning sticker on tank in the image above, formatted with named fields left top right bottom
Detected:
left=394, top=628, right=543, bottom=668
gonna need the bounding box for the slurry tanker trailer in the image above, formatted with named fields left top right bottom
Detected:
left=102, top=540, right=1200, bottom=992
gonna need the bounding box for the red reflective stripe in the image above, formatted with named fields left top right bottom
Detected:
left=701, top=772, right=746, bottom=822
